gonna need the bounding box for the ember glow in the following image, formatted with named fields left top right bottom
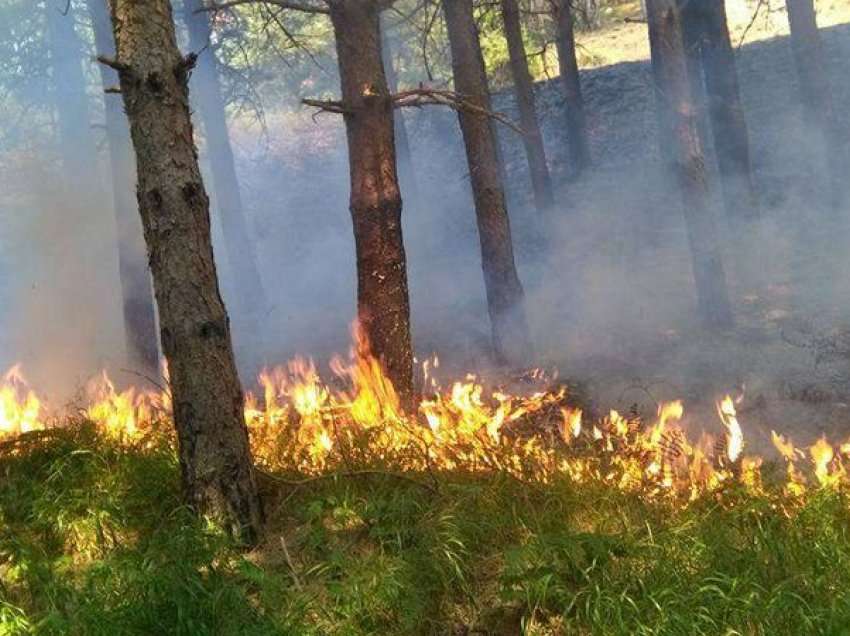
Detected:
left=2, top=328, right=849, bottom=503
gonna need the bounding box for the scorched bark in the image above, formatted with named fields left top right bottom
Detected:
left=329, top=0, right=415, bottom=404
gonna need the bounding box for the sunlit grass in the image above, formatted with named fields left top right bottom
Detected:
left=2, top=423, right=850, bottom=635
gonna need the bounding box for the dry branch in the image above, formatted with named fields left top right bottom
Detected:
left=392, top=87, right=525, bottom=135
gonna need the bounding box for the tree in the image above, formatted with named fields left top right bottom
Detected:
left=785, top=0, right=844, bottom=209
left=551, top=0, right=591, bottom=176
left=328, top=0, right=415, bottom=404
left=680, top=0, right=759, bottom=223
left=646, top=0, right=734, bottom=329
left=101, top=0, right=263, bottom=542
left=87, top=0, right=160, bottom=373
left=500, top=0, right=553, bottom=213
left=204, top=0, right=416, bottom=402
left=381, top=15, right=420, bottom=210
left=441, top=0, right=533, bottom=366
left=183, top=0, right=269, bottom=319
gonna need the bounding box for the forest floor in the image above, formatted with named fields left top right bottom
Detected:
left=574, top=0, right=850, bottom=69
left=3, top=425, right=850, bottom=635
left=6, top=4, right=850, bottom=635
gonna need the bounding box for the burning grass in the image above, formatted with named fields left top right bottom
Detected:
left=3, top=330, right=850, bottom=632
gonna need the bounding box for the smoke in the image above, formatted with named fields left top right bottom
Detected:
left=3, top=3, right=850, bottom=448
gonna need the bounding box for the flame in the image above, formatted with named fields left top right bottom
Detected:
left=717, top=395, right=743, bottom=464
left=1, top=325, right=849, bottom=505
left=810, top=437, right=843, bottom=488
left=0, top=365, right=42, bottom=436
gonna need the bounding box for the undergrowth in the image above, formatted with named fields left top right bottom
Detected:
left=2, top=424, right=850, bottom=635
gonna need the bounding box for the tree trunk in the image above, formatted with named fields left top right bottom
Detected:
left=681, top=0, right=759, bottom=222
left=786, top=0, right=844, bottom=209
left=329, top=0, right=415, bottom=404
left=105, top=0, right=263, bottom=543
left=500, top=0, right=553, bottom=213
left=441, top=0, right=533, bottom=366
left=553, top=0, right=591, bottom=176
left=646, top=0, right=734, bottom=329
left=183, top=0, right=269, bottom=316
left=45, top=0, right=99, bottom=190
left=87, top=0, right=160, bottom=373
left=677, top=1, right=711, bottom=158
left=380, top=17, right=420, bottom=209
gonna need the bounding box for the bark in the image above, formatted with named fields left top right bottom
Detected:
left=183, top=0, right=268, bottom=314
left=553, top=0, right=591, bottom=176
left=677, top=1, right=711, bottom=156
left=786, top=0, right=844, bottom=209
left=329, top=0, right=415, bottom=404
left=441, top=0, right=533, bottom=366
left=380, top=17, right=420, bottom=209
left=646, top=0, right=734, bottom=329
left=500, top=0, right=553, bottom=213
left=45, top=0, right=99, bottom=190
left=105, top=0, right=263, bottom=542
left=681, top=0, right=759, bottom=222
left=87, top=0, right=159, bottom=373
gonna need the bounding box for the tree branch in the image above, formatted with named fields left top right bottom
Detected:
left=95, top=55, right=130, bottom=73
left=301, top=97, right=351, bottom=119
left=392, top=87, right=525, bottom=135
left=201, top=0, right=330, bottom=15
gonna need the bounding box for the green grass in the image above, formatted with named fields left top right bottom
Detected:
left=2, top=425, right=850, bottom=635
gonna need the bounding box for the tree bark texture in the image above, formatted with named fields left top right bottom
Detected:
left=680, top=0, right=759, bottom=222
left=329, top=0, right=415, bottom=404
left=380, top=17, right=420, bottom=209
left=553, top=0, right=591, bottom=176
left=646, top=0, right=734, bottom=329
left=500, top=0, right=554, bottom=213
left=442, top=0, right=533, bottom=366
left=184, top=0, right=269, bottom=314
left=106, top=0, right=263, bottom=542
left=88, top=0, right=160, bottom=373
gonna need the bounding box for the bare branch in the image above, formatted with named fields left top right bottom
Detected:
left=95, top=55, right=130, bottom=73
left=301, top=97, right=350, bottom=118
left=392, top=87, right=525, bottom=135
left=202, top=0, right=330, bottom=15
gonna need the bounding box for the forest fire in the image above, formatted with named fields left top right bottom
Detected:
left=1, top=331, right=848, bottom=506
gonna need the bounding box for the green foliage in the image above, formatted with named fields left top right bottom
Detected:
left=4, top=429, right=850, bottom=635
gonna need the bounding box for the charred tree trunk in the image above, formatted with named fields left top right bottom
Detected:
left=786, top=0, right=844, bottom=209
left=441, top=0, right=533, bottom=366
left=677, top=1, right=711, bottom=156
left=646, top=0, right=734, bottom=329
left=553, top=0, right=591, bottom=176
left=680, top=0, right=759, bottom=222
left=87, top=0, right=159, bottom=373
left=183, top=0, right=268, bottom=315
left=329, top=1, right=415, bottom=404
left=45, top=0, right=99, bottom=190
left=500, top=0, right=553, bottom=213
left=380, top=18, right=420, bottom=209
left=104, top=0, right=263, bottom=542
